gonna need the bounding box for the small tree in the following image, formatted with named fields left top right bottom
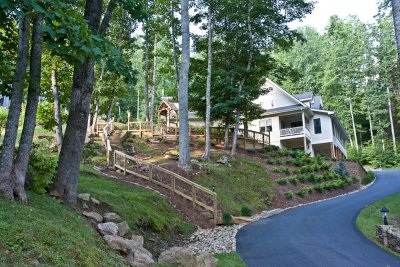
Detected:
left=335, top=160, right=350, bottom=177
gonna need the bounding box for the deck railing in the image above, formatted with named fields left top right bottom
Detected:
left=280, top=126, right=304, bottom=137
left=100, top=119, right=114, bottom=165
left=113, top=150, right=218, bottom=225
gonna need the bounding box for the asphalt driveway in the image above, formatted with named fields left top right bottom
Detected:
left=236, top=170, right=400, bottom=267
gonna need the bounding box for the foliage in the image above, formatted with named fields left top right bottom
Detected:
left=36, top=101, right=67, bottom=131
left=81, top=143, right=103, bottom=164
left=284, top=191, right=293, bottom=199
left=348, top=142, right=400, bottom=168
left=27, top=140, right=57, bottom=194
left=222, top=212, right=233, bottom=225
left=0, top=107, right=7, bottom=138
left=0, top=192, right=127, bottom=266
left=214, top=252, right=246, bottom=267
left=241, top=206, right=252, bottom=217
left=334, top=161, right=350, bottom=177
left=276, top=178, right=287, bottom=185
left=362, top=171, right=375, bottom=185
left=296, top=188, right=308, bottom=198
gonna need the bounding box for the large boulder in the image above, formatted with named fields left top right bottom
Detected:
left=117, top=221, right=130, bottom=237
left=131, top=235, right=144, bottom=247
left=103, top=212, right=122, bottom=223
left=103, top=235, right=142, bottom=254
left=82, top=211, right=103, bottom=222
left=97, top=222, right=119, bottom=236
left=126, top=250, right=155, bottom=267
left=158, top=247, right=217, bottom=267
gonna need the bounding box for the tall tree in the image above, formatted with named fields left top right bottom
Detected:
left=204, top=3, right=213, bottom=161
left=178, top=0, right=191, bottom=170
left=0, top=13, right=30, bottom=199
left=13, top=14, right=44, bottom=202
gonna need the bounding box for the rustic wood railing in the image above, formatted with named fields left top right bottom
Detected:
left=112, top=150, right=218, bottom=225
left=96, top=121, right=108, bottom=134
left=100, top=119, right=114, bottom=165
left=238, top=128, right=270, bottom=149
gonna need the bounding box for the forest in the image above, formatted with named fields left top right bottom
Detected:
left=0, top=0, right=399, bottom=205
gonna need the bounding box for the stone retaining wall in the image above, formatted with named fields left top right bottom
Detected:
left=344, top=161, right=366, bottom=179
left=376, top=225, right=400, bottom=253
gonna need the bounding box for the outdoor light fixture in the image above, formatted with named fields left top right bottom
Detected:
left=211, top=185, right=216, bottom=192
left=380, top=206, right=389, bottom=225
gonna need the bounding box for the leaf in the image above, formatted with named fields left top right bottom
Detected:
left=52, top=20, right=60, bottom=27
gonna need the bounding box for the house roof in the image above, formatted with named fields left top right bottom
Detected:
left=311, top=96, right=323, bottom=110
left=294, top=92, right=313, bottom=101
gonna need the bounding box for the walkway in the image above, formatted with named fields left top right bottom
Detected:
left=236, top=170, right=400, bottom=267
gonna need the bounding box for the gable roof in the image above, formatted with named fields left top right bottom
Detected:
left=311, top=96, right=323, bottom=110
left=265, top=79, right=309, bottom=109
left=294, top=92, right=313, bottom=101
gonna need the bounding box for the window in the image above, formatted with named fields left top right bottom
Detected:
left=260, top=119, right=272, bottom=132
left=314, top=118, right=322, bottom=134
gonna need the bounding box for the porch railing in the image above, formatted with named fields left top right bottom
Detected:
left=280, top=126, right=304, bottom=137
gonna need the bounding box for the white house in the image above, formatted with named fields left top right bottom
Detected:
left=248, top=79, right=348, bottom=158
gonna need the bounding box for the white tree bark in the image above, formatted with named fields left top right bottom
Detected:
left=171, top=0, right=180, bottom=89
left=204, top=6, right=213, bottom=161
left=392, top=0, right=400, bottom=60
left=150, top=33, right=157, bottom=121
left=349, top=100, right=359, bottom=152
left=52, top=61, right=63, bottom=153
left=178, top=0, right=191, bottom=170
left=387, top=86, right=397, bottom=153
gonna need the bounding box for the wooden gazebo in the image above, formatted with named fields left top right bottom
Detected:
left=157, top=98, right=179, bottom=127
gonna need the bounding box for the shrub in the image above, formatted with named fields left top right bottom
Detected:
left=275, top=159, right=283, bottom=165
left=289, top=177, right=298, bottom=186
left=196, top=140, right=205, bottom=145
left=222, top=212, right=233, bottom=225
left=28, top=141, right=58, bottom=194
left=91, top=156, right=107, bottom=166
left=334, top=160, right=349, bottom=177
left=260, top=145, right=280, bottom=153
left=313, top=184, right=323, bottom=193
left=276, top=178, right=287, bottom=185
left=298, top=175, right=307, bottom=183
left=266, top=159, right=275, bottom=165
left=284, top=191, right=293, bottom=199
left=241, top=206, right=252, bottom=217
left=296, top=189, right=308, bottom=198
left=362, top=171, right=375, bottom=185
left=278, top=148, right=291, bottom=157
left=82, top=143, right=103, bottom=164
left=307, top=187, right=314, bottom=194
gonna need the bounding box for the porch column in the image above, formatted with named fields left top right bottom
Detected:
left=302, top=110, right=306, bottom=152
left=167, top=110, right=170, bottom=127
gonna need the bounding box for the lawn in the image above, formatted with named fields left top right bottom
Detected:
left=0, top=192, right=127, bottom=266
left=79, top=165, right=196, bottom=237
left=356, top=193, right=400, bottom=257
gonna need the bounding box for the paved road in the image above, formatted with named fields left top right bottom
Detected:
left=237, top=170, right=400, bottom=267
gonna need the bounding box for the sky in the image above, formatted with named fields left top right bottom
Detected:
left=289, top=0, right=380, bottom=32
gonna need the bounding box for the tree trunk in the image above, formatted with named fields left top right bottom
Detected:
left=137, top=88, right=140, bottom=121
left=52, top=61, right=63, bottom=153
left=171, top=0, right=179, bottom=89
left=368, top=110, right=374, bottom=146
left=13, top=15, right=44, bottom=202
left=0, top=15, right=30, bottom=200
left=150, top=33, right=157, bottom=121
left=387, top=86, right=397, bottom=152
left=231, top=5, right=253, bottom=156
left=144, top=0, right=150, bottom=121
left=178, top=0, right=191, bottom=170
left=55, top=0, right=104, bottom=205
left=392, top=0, right=400, bottom=60
left=91, top=61, right=105, bottom=134
left=107, top=96, right=115, bottom=122
left=224, top=117, right=230, bottom=149
left=204, top=6, right=213, bottom=161
left=349, top=100, right=359, bottom=152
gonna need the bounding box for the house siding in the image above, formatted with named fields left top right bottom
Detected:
left=311, top=113, right=333, bottom=144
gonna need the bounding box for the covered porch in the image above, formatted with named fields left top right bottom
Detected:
left=280, top=136, right=312, bottom=154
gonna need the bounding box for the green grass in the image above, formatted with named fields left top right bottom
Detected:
left=79, top=165, right=195, bottom=237
left=0, top=192, right=127, bottom=266
left=356, top=193, right=400, bottom=257
left=194, top=153, right=275, bottom=215
left=215, top=252, right=246, bottom=267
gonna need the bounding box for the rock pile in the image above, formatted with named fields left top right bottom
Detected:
left=79, top=193, right=154, bottom=267
left=158, top=246, right=218, bottom=267
left=186, top=225, right=243, bottom=254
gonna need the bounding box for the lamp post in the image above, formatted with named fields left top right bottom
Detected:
left=380, top=206, right=389, bottom=225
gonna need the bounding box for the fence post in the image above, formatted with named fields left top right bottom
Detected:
left=123, top=154, right=127, bottom=175
left=253, top=131, right=256, bottom=149
left=113, top=151, right=116, bottom=170
left=149, top=165, right=153, bottom=181
left=192, top=185, right=196, bottom=208
left=262, top=134, right=265, bottom=148
left=213, top=194, right=218, bottom=225
left=171, top=175, right=175, bottom=193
